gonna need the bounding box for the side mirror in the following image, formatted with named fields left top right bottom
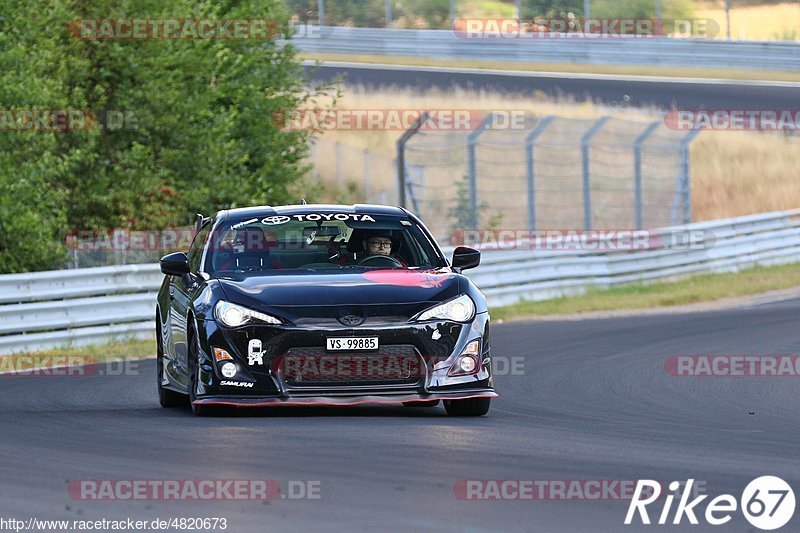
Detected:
left=452, top=246, right=481, bottom=271
left=160, top=252, right=190, bottom=276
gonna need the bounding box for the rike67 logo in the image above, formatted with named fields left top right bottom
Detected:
left=626, top=477, right=795, bottom=530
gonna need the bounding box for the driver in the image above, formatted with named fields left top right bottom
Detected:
left=364, top=232, right=394, bottom=257
left=360, top=231, right=407, bottom=266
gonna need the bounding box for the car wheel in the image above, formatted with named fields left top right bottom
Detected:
left=188, top=330, right=220, bottom=417
left=157, top=320, right=186, bottom=408
left=402, top=400, right=440, bottom=407
left=443, top=397, right=491, bottom=417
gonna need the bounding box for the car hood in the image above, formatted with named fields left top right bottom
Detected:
left=215, top=269, right=462, bottom=320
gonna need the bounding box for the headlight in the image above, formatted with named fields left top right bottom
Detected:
left=214, top=301, right=282, bottom=327
left=414, top=295, right=475, bottom=323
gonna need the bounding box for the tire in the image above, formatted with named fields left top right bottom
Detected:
left=187, top=329, right=222, bottom=417
left=157, top=320, right=186, bottom=408
left=443, top=397, right=491, bottom=417
left=402, top=400, right=440, bottom=407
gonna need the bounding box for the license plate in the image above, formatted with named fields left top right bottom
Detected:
left=326, top=337, right=379, bottom=351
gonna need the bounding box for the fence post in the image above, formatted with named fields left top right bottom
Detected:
left=310, top=142, right=319, bottom=181
left=467, top=112, right=495, bottom=230
left=385, top=0, right=393, bottom=27
left=396, top=111, right=430, bottom=208
left=318, top=0, right=325, bottom=26
left=525, top=116, right=555, bottom=231
left=725, top=0, right=731, bottom=40
left=633, top=121, right=661, bottom=230
left=363, top=149, right=372, bottom=202
left=655, top=0, right=662, bottom=31
left=335, top=141, right=343, bottom=188
left=581, top=116, right=610, bottom=231
left=679, top=128, right=703, bottom=224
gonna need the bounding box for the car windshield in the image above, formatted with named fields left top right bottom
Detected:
left=205, top=213, right=444, bottom=274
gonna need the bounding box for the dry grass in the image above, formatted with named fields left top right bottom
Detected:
left=301, top=53, right=800, bottom=83
left=307, top=86, right=800, bottom=223
left=442, top=0, right=800, bottom=41
left=692, top=131, right=800, bottom=220
left=696, top=1, right=800, bottom=41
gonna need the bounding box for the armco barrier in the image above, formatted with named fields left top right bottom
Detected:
left=1, top=209, right=799, bottom=354
left=292, top=26, right=800, bottom=71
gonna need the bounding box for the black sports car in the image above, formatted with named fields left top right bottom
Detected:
left=156, top=204, right=496, bottom=416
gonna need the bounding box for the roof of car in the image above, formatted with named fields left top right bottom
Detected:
left=220, top=204, right=408, bottom=219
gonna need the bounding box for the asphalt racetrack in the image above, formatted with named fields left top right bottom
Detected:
left=305, top=61, right=800, bottom=110
left=1, top=296, right=799, bottom=531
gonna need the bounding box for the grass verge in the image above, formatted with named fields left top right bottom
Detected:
left=301, top=53, right=800, bottom=83
left=0, top=338, right=155, bottom=373
left=492, top=263, right=800, bottom=320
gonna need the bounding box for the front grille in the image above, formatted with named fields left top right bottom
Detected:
left=277, top=345, right=425, bottom=387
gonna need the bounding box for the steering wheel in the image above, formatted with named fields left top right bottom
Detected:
left=358, top=254, right=403, bottom=267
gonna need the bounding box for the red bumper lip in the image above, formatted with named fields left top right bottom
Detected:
left=192, top=391, right=498, bottom=408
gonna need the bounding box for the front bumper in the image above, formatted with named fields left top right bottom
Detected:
left=193, top=390, right=498, bottom=408
left=195, top=312, right=494, bottom=399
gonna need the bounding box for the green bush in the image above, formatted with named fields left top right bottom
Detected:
left=0, top=0, right=331, bottom=273
left=593, top=0, right=694, bottom=21
left=286, top=0, right=388, bottom=26
left=521, top=1, right=585, bottom=19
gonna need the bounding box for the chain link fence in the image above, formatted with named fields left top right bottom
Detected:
left=399, top=113, right=701, bottom=242
left=307, top=114, right=702, bottom=243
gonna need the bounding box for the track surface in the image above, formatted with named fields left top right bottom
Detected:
left=2, top=298, right=799, bottom=531
left=306, top=62, right=800, bottom=110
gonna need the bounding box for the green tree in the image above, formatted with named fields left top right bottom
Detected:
left=399, top=0, right=451, bottom=29
left=286, top=0, right=387, bottom=27
left=0, top=0, right=331, bottom=272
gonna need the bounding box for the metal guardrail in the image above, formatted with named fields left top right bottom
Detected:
left=468, top=209, right=800, bottom=306
left=1, top=209, right=799, bottom=354
left=293, top=26, right=800, bottom=71
left=0, top=265, right=161, bottom=354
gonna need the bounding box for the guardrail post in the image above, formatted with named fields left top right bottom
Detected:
left=385, top=0, right=393, bottom=27
left=396, top=111, right=430, bottom=209
left=633, top=121, right=661, bottom=230
left=467, top=112, right=495, bottom=230
left=525, top=116, right=555, bottom=231
left=581, top=116, right=610, bottom=231
left=679, top=128, right=703, bottom=224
